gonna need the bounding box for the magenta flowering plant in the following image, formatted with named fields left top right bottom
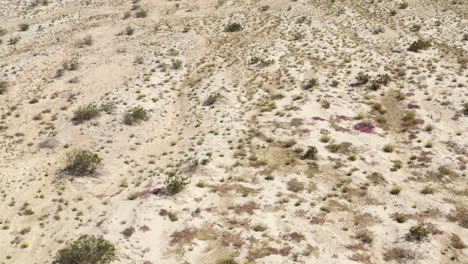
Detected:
left=353, top=122, right=375, bottom=133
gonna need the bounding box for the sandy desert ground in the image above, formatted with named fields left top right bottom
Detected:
left=0, top=0, right=467, bottom=263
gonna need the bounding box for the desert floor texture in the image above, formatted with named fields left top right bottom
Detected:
left=0, top=0, right=467, bottom=263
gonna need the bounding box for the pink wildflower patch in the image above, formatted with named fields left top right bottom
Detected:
left=353, top=122, right=375, bottom=133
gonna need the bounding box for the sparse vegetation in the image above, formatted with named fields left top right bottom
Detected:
left=65, top=149, right=103, bottom=176
left=72, top=104, right=100, bottom=124
left=124, top=106, right=150, bottom=125
left=408, top=40, right=431, bottom=52
left=224, top=22, right=243, bottom=32
left=54, top=235, right=116, bottom=264
left=407, top=223, right=430, bottom=241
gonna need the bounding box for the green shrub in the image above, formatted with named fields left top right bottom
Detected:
left=54, top=235, right=117, bottom=264
left=407, top=223, right=430, bottom=241
left=203, top=92, right=221, bottom=106
left=123, top=106, right=150, bottom=125
left=301, top=146, right=318, bottom=160
left=165, top=174, right=190, bottom=194
left=63, top=58, right=79, bottom=71
left=7, top=36, right=21, bottom=45
left=408, top=40, right=431, bottom=52
left=376, top=74, right=391, bottom=86
left=368, top=80, right=381, bottom=91
left=398, top=2, right=408, bottom=9
left=72, top=104, right=100, bottom=124
left=463, top=102, right=468, bottom=116
left=19, top=23, right=29, bottom=31
left=421, top=185, right=435, bottom=194
left=135, top=8, right=148, bottom=18
left=395, top=214, right=408, bottom=223
left=390, top=186, right=401, bottom=195
left=383, top=144, right=395, bottom=153
left=303, top=79, right=318, bottom=90
left=65, top=149, right=103, bottom=176
left=355, top=72, right=370, bottom=85
left=402, top=111, right=416, bottom=127
left=0, top=81, right=8, bottom=95
left=224, top=22, right=243, bottom=32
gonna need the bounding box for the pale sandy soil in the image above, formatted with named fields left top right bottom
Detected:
left=0, top=0, right=467, bottom=264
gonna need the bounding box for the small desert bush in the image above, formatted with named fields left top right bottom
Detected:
left=407, top=223, right=430, bottom=241
left=394, top=214, right=408, bottom=223
left=355, top=72, right=370, bottom=85
left=76, top=35, right=93, bottom=48
left=224, top=22, right=243, bottom=32
left=19, top=23, right=29, bottom=31
left=54, top=235, right=116, bottom=264
left=0, top=81, right=8, bottom=95
left=408, top=40, right=431, bottom=52
left=203, top=92, right=221, bottom=106
left=421, top=185, right=435, bottom=194
left=124, top=106, right=150, bottom=125
left=287, top=178, right=304, bottom=192
left=165, top=174, right=190, bottom=194
left=303, top=79, right=318, bottom=90
left=301, top=146, right=318, bottom=160
left=124, top=26, right=135, bottom=35
left=63, top=58, right=79, bottom=71
left=383, top=247, right=416, bottom=262
left=355, top=230, right=374, bottom=244
left=135, top=8, right=148, bottom=18
left=390, top=186, right=401, bottom=195
left=383, top=144, right=395, bottom=153
left=462, top=102, right=468, bottom=116
left=72, top=104, right=100, bottom=124
left=65, top=149, right=103, bottom=176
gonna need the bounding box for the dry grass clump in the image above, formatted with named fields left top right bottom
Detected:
left=383, top=247, right=416, bottom=263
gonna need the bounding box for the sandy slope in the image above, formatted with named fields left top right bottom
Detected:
left=0, top=0, right=467, bottom=263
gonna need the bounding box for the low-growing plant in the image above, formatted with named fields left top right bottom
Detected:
left=72, top=104, right=100, bottom=124
left=203, top=92, right=221, bottom=106
left=124, top=106, right=150, bottom=125
left=421, top=185, right=435, bottom=194
left=224, top=22, right=243, bottom=32
left=76, top=35, right=93, bottom=48
left=0, top=81, right=8, bottom=95
left=65, top=149, right=103, bottom=176
left=165, top=174, right=190, bottom=194
left=135, top=8, right=148, bottom=18
left=394, top=214, right=408, bottom=223
left=63, top=58, right=79, bottom=71
left=390, top=186, right=401, bottom=195
left=253, top=223, right=267, bottom=232
left=303, top=79, right=318, bottom=90
left=301, top=146, right=318, bottom=160
left=54, top=235, right=117, bottom=264
left=407, top=223, right=430, bottom=241
left=408, top=39, right=431, bottom=52
left=383, top=144, right=395, bottom=153
left=355, top=230, right=374, bottom=244
left=320, top=135, right=331, bottom=143
left=19, top=23, right=29, bottom=31
left=355, top=72, right=370, bottom=85
left=8, top=36, right=21, bottom=45
left=463, top=103, right=468, bottom=116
